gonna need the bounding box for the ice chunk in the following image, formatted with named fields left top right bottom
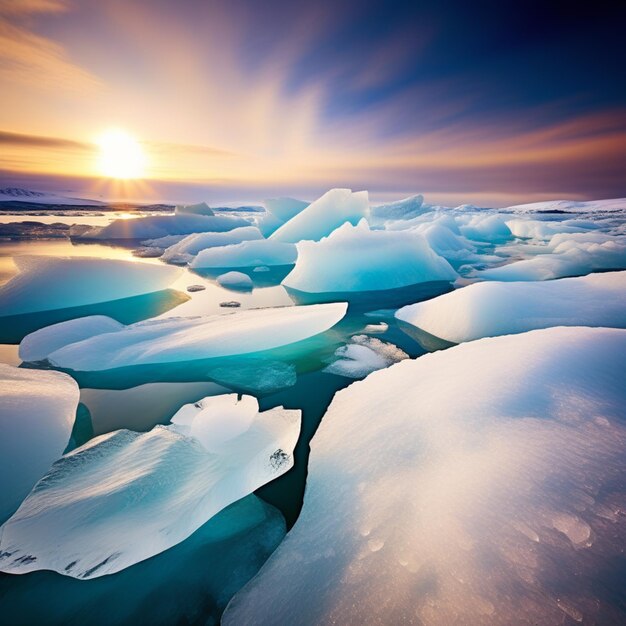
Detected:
left=72, top=213, right=249, bottom=240
left=19, top=315, right=123, bottom=362
left=414, top=223, right=477, bottom=261
left=224, top=327, right=626, bottom=625
left=264, top=197, right=309, bottom=222
left=217, top=271, right=254, bottom=290
left=397, top=271, right=626, bottom=343
left=282, top=220, right=457, bottom=293
left=161, top=226, right=263, bottom=264
left=324, top=335, right=408, bottom=378
left=0, top=256, right=181, bottom=316
left=191, top=239, right=297, bottom=268
left=270, top=188, right=369, bottom=243
left=0, top=394, right=300, bottom=578
left=43, top=303, right=347, bottom=371
left=370, top=194, right=426, bottom=221
left=174, top=201, right=215, bottom=216
left=459, top=214, right=513, bottom=242
left=0, top=364, right=79, bottom=522
left=505, top=218, right=594, bottom=240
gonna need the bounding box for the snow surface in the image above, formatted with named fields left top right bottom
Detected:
left=191, top=239, right=297, bottom=268
left=161, top=226, right=263, bottom=264
left=0, top=256, right=180, bottom=316
left=0, top=395, right=300, bottom=578
left=270, top=188, right=369, bottom=243
left=324, top=335, right=408, bottom=378
left=0, top=364, right=79, bottom=522
left=224, top=327, right=626, bottom=625
left=397, top=271, right=626, bottom=343
left=282, top=220, right=457, bottom=293
left=39, top=303, right=347, bottom=370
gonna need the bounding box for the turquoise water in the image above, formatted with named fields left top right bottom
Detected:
left=0, top=238, right=442, bottom=624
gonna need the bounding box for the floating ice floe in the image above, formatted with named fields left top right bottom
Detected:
left=369, top=194, right=427, bottom=221
left=505, top=217, right=598, bottom=240
left=0, top=394, right=300, bottom=579
left=0, top=256, right=181, bottom=316
left=397, top=271, right=626, bottom=343
left=223, top=327, right=626, bottom=626
left=25, top=303, right=347, bottom=370
left=270, top=188, right=369, bottom=243
left=72, top=213, right=249, bottom=240
left=324, top=335, right=408, bottom=378
left=481, top=234, right=626, bottom=280
left=0, top=364, right=79, bottom=522
left=217, top=271, right=254, bottom=290
left=282, top=220, right=457, bottom=293
left=191, top=239, right=297, bottom=268
left=161, top=226, right=263, bottom=264
left=174, top=201, right=215, bottom=216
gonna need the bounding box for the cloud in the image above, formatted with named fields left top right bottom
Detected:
left=0, top=129, right=89, bottom=150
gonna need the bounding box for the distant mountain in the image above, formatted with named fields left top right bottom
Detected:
left=0, top=187, right=105, bottom=207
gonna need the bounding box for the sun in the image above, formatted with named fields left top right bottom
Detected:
left=97, top=129, right=146, bottom=179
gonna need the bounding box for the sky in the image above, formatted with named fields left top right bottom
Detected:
left=0, top=0, right=625, bottom=206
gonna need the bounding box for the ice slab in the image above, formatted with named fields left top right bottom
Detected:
left=282, top=220, right=457, bottom=293
left=324, top=335, right=408, bottom=378
left=72, top=213, right=249, bottom=240
left=0, top=256, right=181, bottom=316
left=161, top=226, right=263, bottom=264
left=0, top=395, right=300, bottom=578
left=39, top=303, right=347, bottom=371
left=191, top=239, right=297, bottom=268
left=397, top=271, right=626, bottom=343
left=370, top=194, right=426, bottom=221
left=0, top=364, right=79, bottom=522
left=270, top=188, right=369, bottom=243
left=224, top=327, right=626, bottom=625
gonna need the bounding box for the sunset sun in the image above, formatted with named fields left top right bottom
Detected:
left=97, top=129, right=146, bottom=179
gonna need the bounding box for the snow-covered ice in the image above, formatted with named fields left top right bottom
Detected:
left=369, top=194, right=426, bottom=221
left=217, top=271, right=254, bottom=290
left=224, top=327, right=626, bottom=626
left=0, top=394, right=300, bottom=578
left=0, top=364, right=79, bottom=522
left=270, top=188, right=369, bottom=243
left=282, top=220, right=457, bottom=293
left=33, top=303, right=347, bottom=370
left=191, top=239, right=297, bottom=268
left=0, top=256, right=181, bottom=316
left=397, top=271, right=626, bottom=343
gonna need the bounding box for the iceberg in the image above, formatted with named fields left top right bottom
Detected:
left=0, top=256, right=181, bottom=316
left=0, top=364, right=79, bottom=522
left=264, top=197, right=309, bottom=223
left=397, top=271, right=626, bottom=343
left=458, top=213, right=513, bottom=243
left=369, top=194, right=426, bottom=221
left=191, top=239, right=297, bottom=268
left=161, top=226, right=263, bottom=264
left=224, top=327, right=626, bottom=626
left=324, top=335, right=408, bottom=378
left=0, top=394, right=300, bottom=579
left=32, top=303, right=347, bottom=370
left=72, top=213, right=249, bottom=240
left=174, top=201, right=215, bottom=216
left=282, top=220, right=457, bottom=293
left=217, top=271, right=254, bottom=290
left=270, top=188, right=369, bottom=243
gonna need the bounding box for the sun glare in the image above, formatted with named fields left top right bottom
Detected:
left=97, top=129, right=146, bottom=179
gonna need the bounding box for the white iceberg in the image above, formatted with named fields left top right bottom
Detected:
left=19, top=315, right=123, bottom=362
left=72, top=213, right=249, bottom=240
left=161, top=226, right=263, bottom=264
left=174, top=201, right=215, bottom=216
left=0, top=394, right=300, bottom=579
left=191, top=239, right=297, bottom=269
left=0, top=364, right=79, bottom=522
left=36, top=303, right=347, bottom=371
left=270, top=188, right=369, bottom=243
left=324, top=335, right=408, bottom=378
left=282, top=220, right=457, bottom=293
left=397, top=271, right=626, bottom=343
left=217, top=271, right=254, bottom=290
left=0, top=256, right=181, bottom=316
left=224, top=327, right=626, bottom=625
left=369, top=194, right=426, bottom=221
